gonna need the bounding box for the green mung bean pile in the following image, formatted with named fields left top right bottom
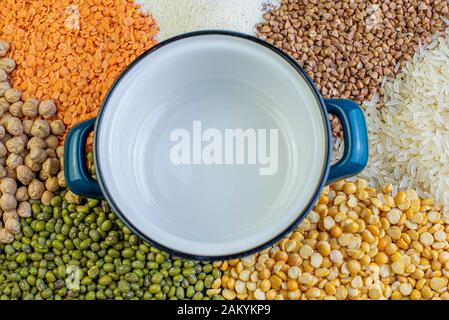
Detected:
left=0, top=154, right=223, bottom=300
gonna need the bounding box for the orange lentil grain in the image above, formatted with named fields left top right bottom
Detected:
left=0, top=0, right=158, bottom=137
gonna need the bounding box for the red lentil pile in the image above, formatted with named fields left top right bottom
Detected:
left=0, top=0, right=158, bottom=128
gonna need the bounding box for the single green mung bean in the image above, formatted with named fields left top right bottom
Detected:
left=124, top=273, right=139, bottom=283
left=149, top=284, right=161, bottom=294
left=186, top=286, right=195, bottom=298
left=151, top=272, right=163, bottom=284
left=122, top=248, right=134, bottom=259
left=118, top=280, right=131, bottom=293
left=176, top=287, right=185, bottom=299
left=98, top=275, right=112, bottom=286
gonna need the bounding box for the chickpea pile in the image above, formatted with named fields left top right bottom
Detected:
left=218, top=180, right=449, bottom=300
left=0, top=40, right=66, bottom=243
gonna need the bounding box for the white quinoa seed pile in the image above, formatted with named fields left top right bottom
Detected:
left=136, top=0, right=281, bottom=41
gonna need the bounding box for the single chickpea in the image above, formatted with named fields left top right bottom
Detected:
left=15, top=186, right=29, bottom=202
left=0, top=69, right=6, bottom=82
left=0, top=193, right=16, bottom=211
left=16, top=165, right=34, bottom=185
left=0, top=82, right=11, bottom=97
left=0, top=40, right=10, bottom=57
left=0, top=228, right=14, bottom=244
left=27, top=136, right=46, bottom=150
left=21, top=98, right=39, bottom=117
left=45, top=176, right=59, bottom=192
left=9, top=101, right=23, bottom=117
left=0, top=58, right=16, bottom=73
left=50, top=120, right=66, bottom=136
left=38, top=100, right=56, bottom=119
left=31, top=119, right=50, bottom=139
left=0, top=125, right=5, bottom=140
left=5, top=117, right=23, bottom=136
left=17, top=202, right=31, bottom=218
left=29, top=147, right=48, bottom=164
left=28, top=179, right=45, bottom=200
left=24, top=154, right=41, bottom=172
left=5, top=136, right=25, bottom=154
left=45, top=135, right=59, bottom=149
left=6, top=153, right=23, bottom=169
left=57, top=170, right=66, bottom=188
left=22, top=119, right=33, bottom=136
left=0, top=177, right=17, bottom=194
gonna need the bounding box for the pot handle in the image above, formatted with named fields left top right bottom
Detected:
left=325, top=99, right=368, bottom=184
left=64, top=118, right=103, bottom=198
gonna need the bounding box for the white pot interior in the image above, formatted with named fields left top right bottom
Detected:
left=96, top=33, right=328, bottom=257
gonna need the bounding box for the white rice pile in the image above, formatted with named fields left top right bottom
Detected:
left=361, top=29, right=449, bottom=210
left=136, top=0, right=280, bottom=41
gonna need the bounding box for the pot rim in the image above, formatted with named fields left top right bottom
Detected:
left=93, top=30, right=332, bottom=261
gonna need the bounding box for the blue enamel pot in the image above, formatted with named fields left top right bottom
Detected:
left=64, top=31, right=368, bottom=260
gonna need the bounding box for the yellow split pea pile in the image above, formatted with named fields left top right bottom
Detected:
left=218, top=180, right=449, bottom=300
